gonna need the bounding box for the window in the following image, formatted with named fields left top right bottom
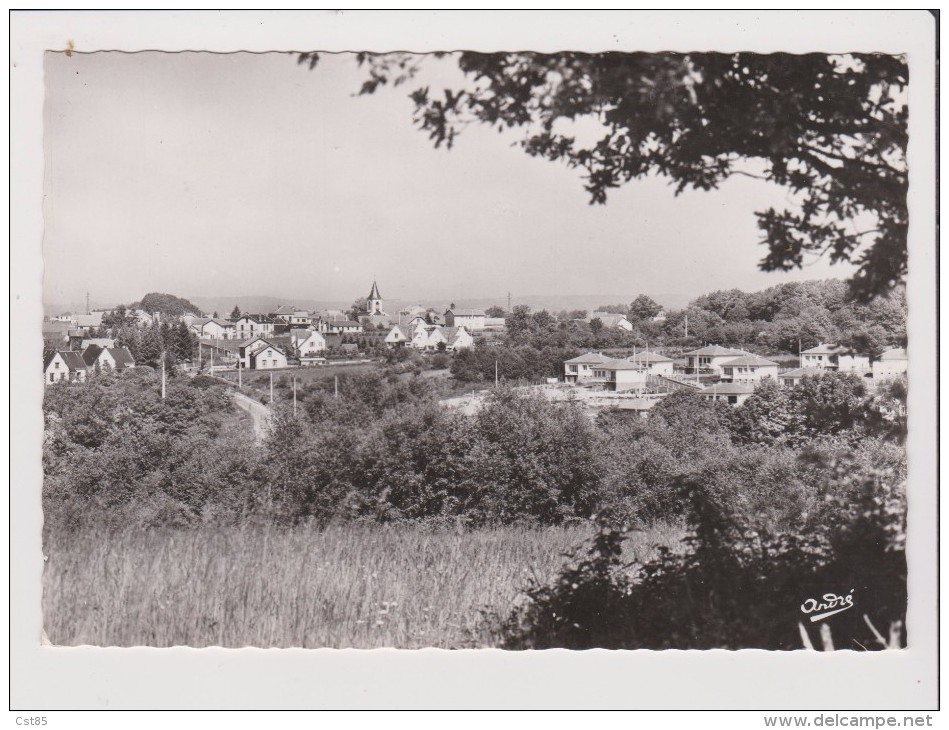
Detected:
left=55, top=361, right=61, bottom=369
left=728, top=395, right=738, bottom=404
left=49, top=373, right=55, bottom=382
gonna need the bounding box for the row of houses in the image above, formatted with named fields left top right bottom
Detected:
left=564, top=343, right=909, bottom=406
left=44, top=344, right=136, bottom=385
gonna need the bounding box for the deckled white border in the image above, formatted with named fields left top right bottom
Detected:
left=10, top=10, right=938, bottom=710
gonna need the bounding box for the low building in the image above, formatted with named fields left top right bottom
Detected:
left=563, top=352, right=613, bottom=383
left=626, top=351, right=675, bottom=376
left=290, top=328, right=326, bottom=358
left=238, top=337, right=288, bottom=370
left=683, top=345, right=747, bottom=375
left=384, top=324, right=410, bottom=348
left=779, top=368, right=808, bottom=388
left=82, top=345, right=136, bottom=372
left=700, top=382, right=756, bottom=406
left=444, top=309, right=486, bottom=331
left=589, top=312, right=634, bottom=331
left=484, top=316, right=507, bottom=329
left=800, top=343, right=871, bottom=374
left=190, top=317, right=238, bottom=340
left=73, top=312, right=105, bottom=334
left=80, top=337, right=116, bottom=350
left=326, top=320, right=363, bottom=335
left=719, top=354, right=779, bottom=384
left=594, top=359, right=649, bottom=392
left=44, top=350, right=88, bottom=385
left=872, top=347, right=908, bottom=380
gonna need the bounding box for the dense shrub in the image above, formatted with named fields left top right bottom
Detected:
left=494, top=454, right=906, bottom=650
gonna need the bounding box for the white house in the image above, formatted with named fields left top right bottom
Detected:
left=589, top=312, right=634, bottom=331
left=81, top=345, right=136, bottom=372
left=626, top=351, right=675, bottom=376
left=593, top=359, right=649, bottom=392
left=442, top=326, right=473, bottom=351
left=563, top=352, right=613, bottom=383
left=718, top=354, right=779, bottom=384
left=191, top=317, right=237, bottom=340
left=779, top=368, right=808, bottom=388
left=385, top=324, right=410, bottom=348
left=238, top=337, right=288, bottom=370
left=683, top=345, right=747, bottom=375
left=872, top=347, right=908, bottom=380
left=44, top=350, right=88, bottom=385
left=326, top=320, right=363, bottom=335
left=484, top=316, right=507, bottom=329
left=700, top=382, right=756, bottom=406
left=444, top=309, right=486, bottom=331
left=74, top=312, right=105, bottom=333
left=290, top=328, right=326, bottom=358
left=801, top=343, right=839, bottom=369
left=234, top=315, right=276, bottom=339
left=651, top=310, right=667, bottom=322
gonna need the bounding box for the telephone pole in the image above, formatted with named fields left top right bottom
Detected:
left=238, top=361, right=242, bottom=389
left=270, top=371, right=274, bottom=404
left=495, top=359, right=499, bottom=388
left=86, top=291, right=90, bottom=315
left=507, top=291, right=511, bottom=313
left=334, top=375, right=339, bottom=399
left=293, top=376, right=297, bottom=416
left=161, top=351, right=166, bottom=400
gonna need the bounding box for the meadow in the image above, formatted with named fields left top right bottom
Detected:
left=42, top=522, right=683, bottom=649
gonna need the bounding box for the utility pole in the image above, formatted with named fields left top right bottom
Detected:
left=495, top=359, right=499, bottom=388
left=507, top=291, right=511, bottom=313
left=238, top=361, right=242, bottom=389
left=86, top=291, right=90, bottom=315
left=270, top=371, right=274, bottom=404
left=198, top=341, right=202, bottom=370
left=334, top=375, right=339, bottom=399
left=293, top=376, right=297, bottom=417
left=684, top=314, right=689, bottom=338
left=161, top=351, right=166, bottom=400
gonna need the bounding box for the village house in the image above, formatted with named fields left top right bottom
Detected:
left=270, top=305, right=312, bottom=326
left=238, top=337, right=288, bottom=370
left=589, top=312, right=634, bottom=331
left=563, top=352, right=613, bottom=383
left=326, top=320, right=364, bottom=335
left=384, top=324, right=410, bottom=348
left=652, top=310, right=667, bottom=322
left=872, top=347, right=908, bottom=380
left=190, top=317, right=238, bottom=340
left=626, top=351, right=675, bottom=376
left=444, top=308, right=486, bottom=331
left=700, top=382, right=756, bottom=406
left=718, top=354, right=779, bottom=384
left=234, top=314, right=276, bottom=339
left=44, top=350, right=88, bottom=385
left=683, top=345, right=747, bottom=375
left=290, top=328, right=326, bottom=358
left=42, top=321, right=73, bottom=349
left=800, top=343, right=871, bottom=375
left=81, top=345, right=136, bottom=373
left=484, top=316, right=507, bottom=330
left=779, top=368, right=808, bottom=388
left=593, top=359, right=649, bottom=392
left=73, top=312, right=105, bottom=334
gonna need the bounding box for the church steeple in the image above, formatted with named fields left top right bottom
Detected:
left=366, top=280, right=385, bottom=316
left=368, top=280, right=382, bottom=302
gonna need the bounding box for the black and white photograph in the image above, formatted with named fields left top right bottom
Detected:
left=11, top=9, right=938, bottom=714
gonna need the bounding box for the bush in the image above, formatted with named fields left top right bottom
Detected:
left=493, top=454, right=906, bottom=650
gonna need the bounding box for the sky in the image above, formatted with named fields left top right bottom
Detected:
left=42, top=51, right=854, bottom=311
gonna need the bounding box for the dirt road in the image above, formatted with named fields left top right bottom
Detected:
left=231, top=390, right=272, bottom=444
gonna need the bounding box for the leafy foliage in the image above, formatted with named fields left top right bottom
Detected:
left=331, top=52, right=907, bottom=300
left=133, top=292, right=202, bottom=317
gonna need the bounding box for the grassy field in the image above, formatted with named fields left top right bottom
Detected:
left=43, top=522, right=684, bottom=649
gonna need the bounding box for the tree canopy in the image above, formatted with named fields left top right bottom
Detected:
left=303, top=51, right=908, bottom=301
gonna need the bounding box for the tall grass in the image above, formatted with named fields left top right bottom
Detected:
left=43, top=522, right=683, bottom=648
